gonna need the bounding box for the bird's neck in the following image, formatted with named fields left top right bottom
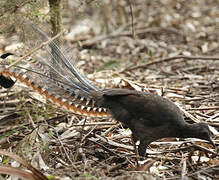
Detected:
left=179, top=123, right=199, bottom=138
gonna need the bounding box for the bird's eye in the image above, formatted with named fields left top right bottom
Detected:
left=201, top=131, right=209, bottom=137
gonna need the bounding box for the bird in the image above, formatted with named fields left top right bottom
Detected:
left=0, top=74, right=15, bottom=88
left=91, top=89, right=215, bottom=156
left=0, top=23, right=215, bottom=156
left=0, top=53, right=16, bottom=88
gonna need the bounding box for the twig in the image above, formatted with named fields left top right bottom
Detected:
left=88, top=138, right=124, bottom=158
left=75, top=26, right=184, bottom=46
left=181, top=158, right=187, bottom=179
left=159, top=143, right=217, bottom=156
left=54, top=130, right=79, bottom=173
left=184, top=94, right=219, bottom=102
left=187, top=164, right=219, bottom=177
left=127, top=0, right=135, bottom=38
left=81, top=125, right=97, bottom=142
left=0, top=115, right=67, bottom=134
left=95, top=134, right=134, bottom=151
left=5, top=31, right=63, bottom=69
left=191, top=143, right=218, bottom=157
left=177, top=104, right=200, bottom=123
left=0, top=0, right=31, bottom=17
left=131, top=136, right=139, bottom=167
left=189, top=106, right=219, bottom=111
left=126, top=56, right=219, bottom=71
left=80, top=24, right=128, bottom=46
left=71, top=122, right=117, bottom=127
left=121, top=27, right=185, bottom=38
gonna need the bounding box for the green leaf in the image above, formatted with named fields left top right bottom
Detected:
left=47, top=175, right=55, bottom=179
left=97, top=60, right=120, bottom=71
left=84, top=174, right=97, bottom=179
left=147, top=50, right=153, bottom=59
left=2, top=157, right=10, bottom=164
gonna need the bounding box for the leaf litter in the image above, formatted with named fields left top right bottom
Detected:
left=0, top=0, right=218, bottom=179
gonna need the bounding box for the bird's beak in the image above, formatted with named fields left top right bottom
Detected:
left=209, top=138, right=216, bottom=148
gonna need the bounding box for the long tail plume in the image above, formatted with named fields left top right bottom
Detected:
left=0, top=21, right=109, bottom=118
left=27, top=21, right=100, bottom=92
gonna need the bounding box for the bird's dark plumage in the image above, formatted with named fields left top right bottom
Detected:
left=0, top=23, right=214, bottom=156
left=92, top=89, right=214, bottom=156
left=0, top=75, right=15, bottom=88
left=0, top=53, right=16, bottom=88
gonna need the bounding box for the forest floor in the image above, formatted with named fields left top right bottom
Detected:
left=0, top=0, right=218, bottom=179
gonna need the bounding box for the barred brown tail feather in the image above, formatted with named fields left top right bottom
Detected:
left=1, top=70, right=109, bottom=118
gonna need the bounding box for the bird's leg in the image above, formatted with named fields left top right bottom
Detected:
left=131, top=134, right=140, bottom=167
left=132, top=134, right=149, bottom=163
left=138, top=141, right=148, bottom=158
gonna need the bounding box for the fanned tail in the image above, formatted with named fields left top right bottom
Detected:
left=27, top=21, right=100, bottom=93
left=0, top=21, right=109, bottom=118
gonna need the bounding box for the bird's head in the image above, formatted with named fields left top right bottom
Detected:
left=193, top=123, right=215, bottom=147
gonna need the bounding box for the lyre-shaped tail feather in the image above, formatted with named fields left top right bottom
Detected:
left=28, top=58, right=90, bottom=94
left=27, top=21, right=100, bottom=93
left=0, top=21, right=109, bottom=118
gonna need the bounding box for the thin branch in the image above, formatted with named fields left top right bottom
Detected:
left=0, top=0, right=31, bottom=17
left=158, top=143, right=217, bottom=156
left=88, top=138, right=125, bottom=158
left=187, top=164, right=219, bottom=177
left=5, top=31, right=63, bottom=69
left=71, top=122, right=117, bottom=127
left=127, top=0, right=135, bottom=38
left=126, top=56, right=219, bottom=71
left=189, top=106, right=219, bottom=111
